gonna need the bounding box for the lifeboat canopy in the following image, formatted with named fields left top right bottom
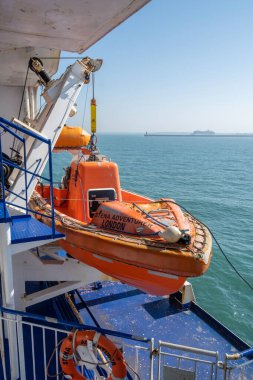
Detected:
left=54, top=125, right=90, bottom=152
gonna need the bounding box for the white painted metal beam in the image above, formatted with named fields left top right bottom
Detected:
left=10, top=237, right=64, bottom=255
left=12, top=250, right=110, bottom=310
left=0, top=224, right=20, bottom=379
left=23, top=281, right=84, bottom=307
left=13, top=250, right=107, bottom=281
left=9, top=58, right=99, bottom=207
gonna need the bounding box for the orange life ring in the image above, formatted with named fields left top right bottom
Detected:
left=60, top=330, right=127, bottom=380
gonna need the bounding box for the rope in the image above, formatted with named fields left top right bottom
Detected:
left=47, top=332, right=119, bottom=378
left=18, top=61, right=30, bottom=120
left=65, top=293, right=84, bottom=324
left=92, top=72, right=95, bottom=99
left=79, top=177, right=86, bottom=219
left=46, top=338, right=65, bottom=378
left=71, top=331, right=141, bottom=379
left=155, top=199, right=253, bottom=292
left=125, top=361, right=141, bottom=380
left=133, top=202, right=170, bottom=228
left=10, top=61, right=30, bottom=157
left=71, top=330, right=119, bottom=366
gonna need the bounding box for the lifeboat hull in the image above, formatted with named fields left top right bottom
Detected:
left=60, top=239, right=186, bottom=295
left=56, top=221, right=211, bottom=277
left=30, top=189, right=212, bottom=296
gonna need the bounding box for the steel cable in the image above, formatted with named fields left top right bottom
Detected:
left=155, top=199, right=253, bottom=292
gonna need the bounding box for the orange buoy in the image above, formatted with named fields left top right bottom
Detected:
left=54, top=126, right=90, bottom=150
left=60, top=330, right=127, bottom=380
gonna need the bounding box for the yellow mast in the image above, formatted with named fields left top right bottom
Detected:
left=90, top=73, right=96, bottom=134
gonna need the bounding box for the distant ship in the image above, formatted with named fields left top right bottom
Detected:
left=144, top=130, right=216, bottom=136
left=145, top=130, right=253, bottom=136
left=192, top=129, right=215, bottom=135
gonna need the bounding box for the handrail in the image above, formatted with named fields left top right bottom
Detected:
left=225, top=346, right=253, bottom=361
left=158, top=339, right=219, bottom=380
left=1, top=159, right=52, bottom=183
left=0, top=136, right=7, bottom=219
left=159, top=340, right=218, bottom=357
left=0, top=121, right=26, bottom=142
left=0, top=305, right=151, bottom=343
left=238, top=347, right=253, bottom=358
left=0, top=117, right=57, bottom=237
left=0, top=117, right=49, bottom=143
left=224, top=348, right=253, bottom=379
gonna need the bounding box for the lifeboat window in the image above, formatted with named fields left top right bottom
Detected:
left=88, top=188, right=116, bottom=217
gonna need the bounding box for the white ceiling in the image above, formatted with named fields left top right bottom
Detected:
left=0, top=0, right=150, bottom=86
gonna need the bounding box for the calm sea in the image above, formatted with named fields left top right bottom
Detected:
left=51, top=135, right=253, bottom=346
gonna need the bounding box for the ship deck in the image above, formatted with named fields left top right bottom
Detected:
left=0, top=280, right=252, bottom=380
left=77, top=281, right=252, bottom=379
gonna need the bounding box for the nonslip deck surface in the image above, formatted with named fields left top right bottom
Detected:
left=78, top=281, right=252, bottom=379
left=10, top=216, right=64, bottom=243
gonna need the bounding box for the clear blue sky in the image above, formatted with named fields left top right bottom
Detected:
left=60, top=0, right=253, bottom=133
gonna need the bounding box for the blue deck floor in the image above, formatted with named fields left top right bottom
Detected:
left=10, top=215, right=64, bottom=243
left=78, top=282, right=245, bottom=355
left=77, top=281, right=252, bottom=378
left=1, top=280, right=252, bottom=379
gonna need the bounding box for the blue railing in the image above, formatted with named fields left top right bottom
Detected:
left=0, top=117, right=56, bottom=236
left=0, top=305, right=151, bottom=343
left=0, top=305, right=154, bottom=380
left=225, top=347, right=253, bottom=379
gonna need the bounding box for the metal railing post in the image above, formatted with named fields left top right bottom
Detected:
left=23, top=141, right=28, bottom=214
left=158, top=341, right=219, bottom=380
left=157, top=340, right=161, bottom=380
left=6, top=314, right=20, bottom=379
left=0, top=310, right=7, bottom=380
left=16, top=315, right=26, bottom=380
left=0, top=305, right=155, bottom=380
left=214, top=352, right=219, bottom=380
left=150, top=338, right=155, bottom=380
left=48, top=140, right=55, bottom=237
left=0, top=135, right=6, bottom=220
left=223, top=350, right=253, bottom=380
left=0, top=119, right=57, bottom=235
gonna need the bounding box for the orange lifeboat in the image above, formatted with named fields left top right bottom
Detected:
left=30, top=151, right=212, bottom=296
left=54, top=125, right=90, bottom=151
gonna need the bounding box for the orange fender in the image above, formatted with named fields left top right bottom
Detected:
left=160, top=198, right=190, bottom=231
left=54, top=126, right=90, bottom=150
